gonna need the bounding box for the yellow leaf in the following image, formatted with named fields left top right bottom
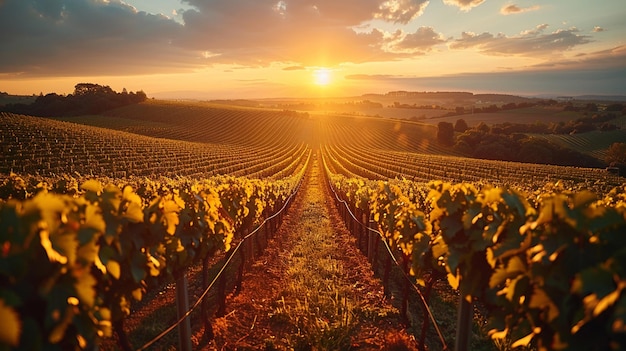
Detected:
left=0, top=300, right=21, bottom=347
left=486, top=248, right=496, bottom=269
left=106, top=260, right=121, bottom=280
left=39, top=230, right=68, bottom=264
left=529, top=287, right=559, bottom=322
left=447, top=272, right=459, bottom=290
left=511, top=331, right=535, bottom=348
left=489, top=328, right=508, bottom=340
left=574, top=191, right=597, bottom=208
left=48, top=306, right=74, bottom=344
left=162, top=199, right=180, bottom=235
left=131, top=288, right=143, bottom=301
left=94, top=255, right=106, bottom=274
left=84, top=204, right=105, bottom=233
left=80, top=180, right=103, bottom=194
left=74, top=273, right=97, bottom=307
left=99, top=320, right=113, bottom=338
left=593, top=289, right=620, bottom=317
left=124, top=202, right=144, bottom=223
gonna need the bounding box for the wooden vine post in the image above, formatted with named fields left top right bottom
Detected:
left=454, top=286, right=472, bottom=351
left=175, top=270, right=193, bottom=351
left=367, top=219, right=376, bottom=262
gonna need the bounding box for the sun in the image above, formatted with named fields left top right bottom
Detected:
left=313, top=68, right=332, bottom=86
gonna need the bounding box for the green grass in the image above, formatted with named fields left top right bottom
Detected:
left=270, top=202, right=364, bottom=350
left=531, top=129, right=626, bottom=160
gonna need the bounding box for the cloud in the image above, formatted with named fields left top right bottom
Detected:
left=175, top=0, right=435, bottom=67
left=2, top=0, right=427, bottom=75
left=177, top=0, right=403, bottom=66
left=347, top=53, right=626, bottom=95
left=393, top=26, right=447, bottom=52
left=0, top=0, right=190, bottom=76
left=374, top=0, right=430, bottom=24
left=593, top=26, right=605, bottom=32
left=531, top=45, right=626, bottom=70
left=447, top=31, right=494, bottom=49
left=0, top=0, right=611, bottom=80
left=500, top=4, right=540, bottom=15
left=283, top=66, right=306, bottom=71
left=345, top=74, right=400, bottom=80
left=450, top=25, right=593, bottom=55
left=442, top=0, right=485, bottom=12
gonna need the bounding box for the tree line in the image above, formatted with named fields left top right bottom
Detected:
left=0, top=83, right=147, bottom=117
left=436, top=119, right=621, bottom=169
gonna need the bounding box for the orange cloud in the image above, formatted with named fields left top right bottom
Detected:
left=500, top=4, right=541, bottom=15
left=443, top=0, right=485, bottom=12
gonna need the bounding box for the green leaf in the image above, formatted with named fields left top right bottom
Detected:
left=98, top=245, right=117, bottom=265
left=131, top=253, right=147, bottom=283
left=572, top=267, right=614, bottom=298
left=0, top=299, right=21, bottom=347
left=440, top=216, right=463, bottom=241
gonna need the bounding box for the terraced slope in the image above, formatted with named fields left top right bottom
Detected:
left=0, top=111, right=309, bottom=179
left=99, top=100, right=312, bottom=148
left=2, top=98, right=620, bottom=192
left=318, top=114, right=622, bottom=193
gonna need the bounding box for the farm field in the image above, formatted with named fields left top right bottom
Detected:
left=531, top=129, right=626, bottom=161
left=0, top=99, right=625, bottom=351
left=421, top=106, right=581, bottom=126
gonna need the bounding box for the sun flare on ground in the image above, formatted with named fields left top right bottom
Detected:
left=313, top=68, right=332, bottom=86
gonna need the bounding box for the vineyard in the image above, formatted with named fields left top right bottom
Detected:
left=0, top=100, right=625, bottom=350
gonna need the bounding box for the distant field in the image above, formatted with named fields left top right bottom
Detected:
left=3, top=99, right=619, bottom=188
left=353, top=106, right=448, bottom=120
left=531, top=129, right=626, bottom=160
left=0, top=94, right=36, bottom=106
left=53, top=114, right=172, bottom=133
left=420, top=106, right=584, bottom=126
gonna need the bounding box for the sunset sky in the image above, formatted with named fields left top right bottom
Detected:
left=1, top=0, right=625, bottom=99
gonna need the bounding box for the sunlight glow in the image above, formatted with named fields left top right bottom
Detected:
left=313, top=68, right=332, bottom=86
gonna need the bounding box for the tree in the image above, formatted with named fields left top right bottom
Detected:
left=1, top=82, right=147, bottom=117
left=606, top=142, right=626, bottom=167
left=454, top=118, right=468, bottom=133
left=437, top=121, right=454, bottom=146
left=475, top=122, right=490, bottom=133
left=606, top=103, right=624, bottom=112
left=73, top=83, right=114, bottom=96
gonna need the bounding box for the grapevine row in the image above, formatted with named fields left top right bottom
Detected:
left=1, top=112, right=309, bottom=179
left=102, top=100, right=311, bottom=148
left=0, top=152, right=309, bottom=350
left=318, top=112, right=621, bottom=195
left=322, top=153, right=626, bottom=351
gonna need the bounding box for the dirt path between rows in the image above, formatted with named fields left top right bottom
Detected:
left=202, top=154, right=417, bottom=350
